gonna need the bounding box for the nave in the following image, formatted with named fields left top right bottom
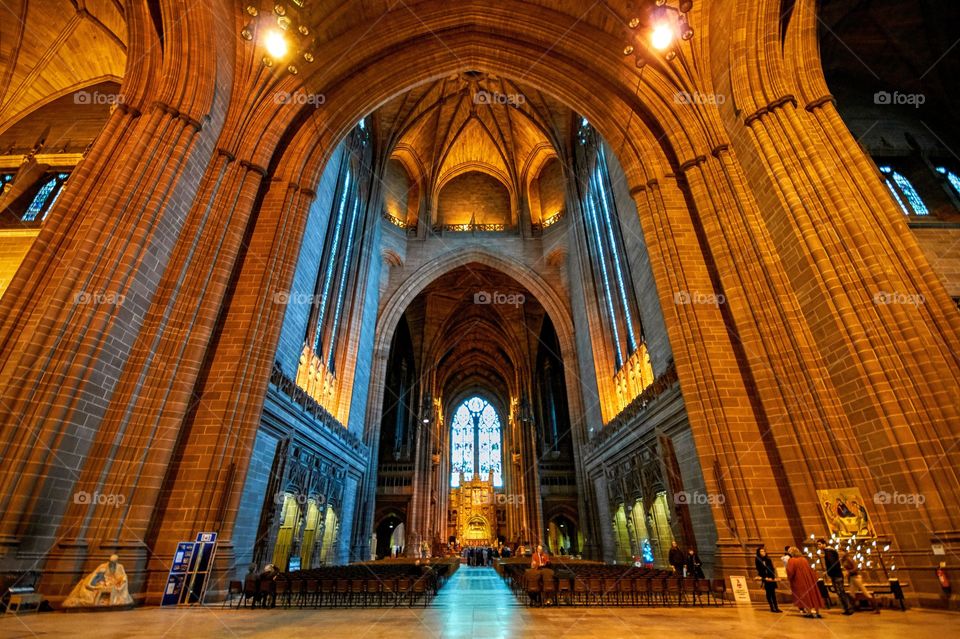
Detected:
left=1, top=566, right=955, bottom=639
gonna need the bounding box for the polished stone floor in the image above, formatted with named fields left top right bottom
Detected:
left=1, top=567, right=955, bottom=638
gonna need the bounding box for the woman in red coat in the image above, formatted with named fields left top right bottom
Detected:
left=785, top=546, right=823, bottom=618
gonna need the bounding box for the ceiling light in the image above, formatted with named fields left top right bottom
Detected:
left=651, top=23, right=674, bottom=51
left=265, top=30, right=289, bottom=59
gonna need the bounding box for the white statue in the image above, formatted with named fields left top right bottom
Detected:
left=370, top=532, right=378, bottom=561
left=62, top=554, right=133, bottom=608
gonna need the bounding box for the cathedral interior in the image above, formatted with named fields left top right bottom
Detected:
left=0, top=0, right=958, bottom=636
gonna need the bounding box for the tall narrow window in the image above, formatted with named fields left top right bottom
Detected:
left=312, top=168, right=352, bottom=355
left=936, top=166, right=960, bottom=198
left=325, top=193, right=363, bottom=371
left=449, top=396, right=503, bottom=488
left=879, top=166, right=928, bottom=216
left=578, top=125, right=643, bottom=371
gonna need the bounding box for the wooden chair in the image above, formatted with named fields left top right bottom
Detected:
left=587, top=577, right=603, bottom=606
left=692, top=579, right=710, bottom=606
left=381, top=577, right=398, bottom=607
left=634, top=577, right=652, bottom=606
left=411, top=576, right=429, bottom=607
left=573, top=577, right=589, bottom=605
left=397, top=577, right=411, bottom=606
left=710, top=578, right=727, bottom=606
left=557, top=576, right=572, bottom=606
left=651, top=577, right=668, bottom=606
left=239, top=575, right=257, bottom=608
left=364, top=578, right=381, bottom=607
left=618, top=576, right=635, bottom=606
left=274, top=576, right=293, bottom=608
left=349, top=578, right=365, bottom=607
left=335, top=578, right=350, bottom=607
left=541, top=575, right=557, bottom=606
left=299, top=578, right=318, bottom=608
left=257, top=577, right=277, bottom=608
left=222, top=580, right=243, bottom=608
left=320, top=578, right=335, bottom=607
left=603, top=577, right=619, bottom=605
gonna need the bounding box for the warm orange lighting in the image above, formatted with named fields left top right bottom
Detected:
left=264, top=30, right=289, bottom=59
left=651, top=23, right=674, bottom=51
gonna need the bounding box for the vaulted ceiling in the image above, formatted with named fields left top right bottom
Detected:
left=370, top=71, right=575, bottom=205
left=402, top=264, right=549, bottom=412
left=0, top=0, right=126, bottom=136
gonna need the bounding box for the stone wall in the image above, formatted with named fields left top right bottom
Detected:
left=230, top=429, right=280, bottom=577
left=437, top=171, right=511, bottom=226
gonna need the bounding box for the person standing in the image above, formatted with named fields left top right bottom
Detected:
left=781, top=546, right=792, bottom=570
left=842, top=550, right=879, bottom=613
left=685, top=548, right=705, bottom=579
left=668, top=540, right=685, bottom=576
left=786, top=547, right=823, bottom=618
left=818, top=538, right=852, bottom=614
left=755, top=546, right=782, bottom=612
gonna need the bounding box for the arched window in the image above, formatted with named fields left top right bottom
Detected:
left=879, top=166, right=928, bottom=216
left=936, top=166, right=960, bottom=198
left=23, top=173, right=69, bottom=221
left=449, top=396, right=503, bottom=488
left=577, top=123, right=643, bottom=370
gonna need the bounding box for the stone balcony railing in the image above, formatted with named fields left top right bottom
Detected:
left=269, top=361, right=364, bottom=453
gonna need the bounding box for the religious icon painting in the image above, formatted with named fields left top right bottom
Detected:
left=815, top=487, right=877, bottom=538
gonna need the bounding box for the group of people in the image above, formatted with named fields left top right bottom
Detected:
left=461, top=543, right=513, bottom=566
left=754, top=539, right=880, bottom=617
left=667, top=540, right=705, bottom=579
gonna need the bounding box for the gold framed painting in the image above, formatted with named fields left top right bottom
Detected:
left=816, top=487, right=877, bottom=538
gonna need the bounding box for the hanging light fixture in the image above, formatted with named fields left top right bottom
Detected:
left=619, top=0, right=694, bottom=68
left=241, top=3, right=318, bottom=74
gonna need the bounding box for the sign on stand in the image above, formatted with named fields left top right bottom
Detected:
left=729, top=575, right=753, bottom=604
left=161, top=532, right=219, bottom=606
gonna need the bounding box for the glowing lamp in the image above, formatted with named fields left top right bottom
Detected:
left=651, top=23, right=674, bottom=51
left=264, top=30, right=289, bottom=59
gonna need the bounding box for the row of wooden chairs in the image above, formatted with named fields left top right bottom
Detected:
left=511, top=574, right=727, bottom=607
left=226, top=573, right=441, bottom=609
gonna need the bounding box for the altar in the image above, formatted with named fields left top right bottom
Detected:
left=449, top=472, right=497, bottom=546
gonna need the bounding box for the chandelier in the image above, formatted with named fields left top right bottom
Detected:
left=240, top=3, right=317, bottom=75
left=619, top=0, right=694, bottom=68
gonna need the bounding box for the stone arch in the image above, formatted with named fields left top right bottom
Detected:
left=372, top=248, right=574, bottom=363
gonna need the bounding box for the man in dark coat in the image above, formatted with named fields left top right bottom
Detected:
left=818, top=538, right=852, bottom=614
left=668, top=540, right=685, bottom=575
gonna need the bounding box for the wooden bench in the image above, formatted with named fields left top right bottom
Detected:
left=863, top=579, right=909, bottom=610
left=5, top=591, right=42, bottom=614
left=2, top=571, right=43, bottom=614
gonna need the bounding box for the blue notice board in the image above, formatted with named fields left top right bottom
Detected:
left=161, top=532, right=218, bottom=606
left=161, top=542, right=197, bottom=606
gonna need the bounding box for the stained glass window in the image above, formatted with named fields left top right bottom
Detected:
left=449, top=396, right=503, bottom=488
left=313, top=168, right=352, bottom=354
left=879, top=166, right=928, bottom=216
left=23, top=173, right=69, bottom=222
left=578, top=128, right=642, bottom=371
left=936, top=166, right=960, bottom=198
left=326, top=195, right=362, bottom=370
